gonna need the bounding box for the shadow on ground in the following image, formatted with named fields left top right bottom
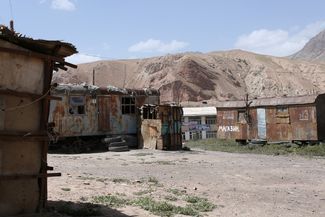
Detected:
left=44, top=200, right=133, bottom=217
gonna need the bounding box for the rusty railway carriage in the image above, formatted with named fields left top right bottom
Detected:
left=48, top=84, right=160, bottom=149
left=216, top=94, right=325, bottom=143
left=0, top=26, right=77, bottom=216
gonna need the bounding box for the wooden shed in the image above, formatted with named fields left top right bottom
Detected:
left=139, top=104, right=183, bottom=150
left=216, top=94, right=325, bottom=143
left=0, top=25, right=77, bottom=216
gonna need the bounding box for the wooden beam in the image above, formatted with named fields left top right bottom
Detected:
left=0, top=173, right=61, bottom=180
left=39, top=60, right=52, bottom=210
left=0, top=131, right=49, bottom=141
left=0, top=46, right=77, bottom=69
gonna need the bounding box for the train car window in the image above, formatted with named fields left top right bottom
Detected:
left=69, top=96, right=85, bottom=115
left=276, top=106, right=288, bottom=114
left=122, top=97, right=135, bottom=114
left=142, top=106, right=157, bottom=119
left=237, top=110, right=247, bottom=123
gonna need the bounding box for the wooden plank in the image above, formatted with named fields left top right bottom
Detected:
left=0, top=132, right=49, bottom=141
left=39, top=60, right=52, bottom=210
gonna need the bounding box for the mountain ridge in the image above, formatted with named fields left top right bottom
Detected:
left=290, top=29, right=325, bottom=62
left=54, top=36, right=325, bottom=104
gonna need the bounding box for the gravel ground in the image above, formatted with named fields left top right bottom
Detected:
left=48, top=149, right=325, bottom=217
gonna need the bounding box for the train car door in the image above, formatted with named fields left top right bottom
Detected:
left=257, top=108, right=266, bottom=140
left=98, top=96, right=110, bottom=131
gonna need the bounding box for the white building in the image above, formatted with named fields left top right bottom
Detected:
left=182, top=107, right=217, bottom=141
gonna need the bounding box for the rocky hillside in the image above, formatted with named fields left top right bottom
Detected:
left=290, top=29, right=325, bottom=62
left=54, top=51, right=325, bottom=104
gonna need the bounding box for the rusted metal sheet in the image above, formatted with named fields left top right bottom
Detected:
left=265, top=106, right=317, bottom=141
left=139, top=105, right=183, bottom=150
left=216, top=109, right=248, bottom=140
left=49, top=95, right=98, bottom=137
left=141, top=120, right=162, bottom=149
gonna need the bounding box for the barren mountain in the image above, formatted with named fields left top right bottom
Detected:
left=54, top=29, right=325, bottom=104
left=290, top=29, right=325, bottom=62
left=53, top=49, right=325, bottom=103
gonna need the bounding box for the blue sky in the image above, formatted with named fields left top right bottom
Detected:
left=1, top=0, right=325, bottom=63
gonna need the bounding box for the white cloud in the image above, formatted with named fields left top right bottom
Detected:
left=128, top=39, right=188, bottom=53
left=66, top=53, right=102, bottom=64
left=234, top=20, right=325, bottom=56
left=51, top=0, right=76, bottom=11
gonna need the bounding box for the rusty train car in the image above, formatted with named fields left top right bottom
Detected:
left=216, top=94, right=325, bottom=144
left=48, top=84, right=160, bottom=150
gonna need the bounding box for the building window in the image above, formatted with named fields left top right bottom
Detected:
left=182, top=132, right=186, bottom=140
left=189, top=131, right=202, bottom=140
left=206, top=131, right=217, bottom=139
left=276, top=106, right=288, bottom=114
left=122, top=97, right=135, bottom=114
left=237, top=110, right=247, bottom=124
left=206, top=117, right=216, bottom=125
left=69, top=96, right=85, bottom=115
left=189, top=117, right=201, bottom=125
left=142, top=106, right=157, bottom=119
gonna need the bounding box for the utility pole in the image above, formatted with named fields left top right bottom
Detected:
left=92, top=69, right=95, bottom=85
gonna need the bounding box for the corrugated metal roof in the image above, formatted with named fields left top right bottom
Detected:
left=215, top=101, right=246, bottom=108
left=52, top=84, right=160, bottom=96
left=215, top=94, right=323, bottom=108
left=251, top=95, right=319, bottom=107
left=183, top=107, right=217, bottom=116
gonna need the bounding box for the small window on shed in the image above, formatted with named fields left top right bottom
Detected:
left=69, top=96, right=85, bottom=115
left=276, top=106, right=289, bottom=115
left=122, top=97, right=136, bottom=114
left=276, top=106, right=290, bottom=124
left=237, top=110, right=247, bottom=124
left=142, top=106, right=157, bottom=119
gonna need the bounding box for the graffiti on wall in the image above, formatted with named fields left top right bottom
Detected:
left=299, top=110, right=309, bottom=121
left=182, top=121, right=210, bottom=131
left=218, top=125, right=239, bottom=132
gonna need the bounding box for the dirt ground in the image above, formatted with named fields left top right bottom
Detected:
left=48, top=149, right=325, bottom=217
